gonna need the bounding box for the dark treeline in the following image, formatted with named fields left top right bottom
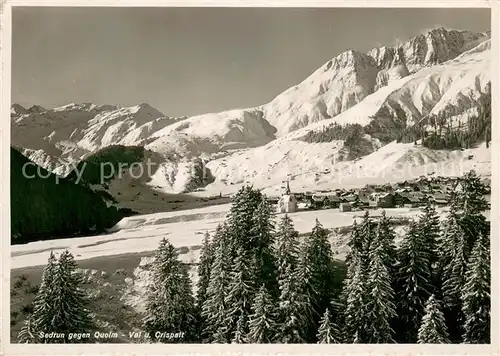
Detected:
left=11, top=148, right=127, bottom=245
left=66, top=145, right=146, bottom=186
left=302, top=123, right=374, bottom=160
left=397, top=90, right=491, bottom=149
left=18, top=171, right=490, bottom=344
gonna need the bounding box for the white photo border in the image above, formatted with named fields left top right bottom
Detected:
left=0, top=1, right=498, bottom=355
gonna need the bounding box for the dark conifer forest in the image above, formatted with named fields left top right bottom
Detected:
left=11, top=148, right=126, bottom=245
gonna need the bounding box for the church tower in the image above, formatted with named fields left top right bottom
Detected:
left=277, top=178, right=298, bottom=213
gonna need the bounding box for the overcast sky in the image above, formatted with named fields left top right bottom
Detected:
left=12, top=7, right=490, bottom=117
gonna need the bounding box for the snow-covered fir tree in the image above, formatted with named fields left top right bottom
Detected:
left=301, top=219, right=337, bottom=332
left=20, top=251, right=58, bottom=343
left=18, top=314, right=37, bottom=343
left=197, top=231, right=214, bottom=309
left=227, top=185, right=264, bottom=253
left=441, top=213, right=467, bottom=309
left=316, top=308, right=341, bottom=344
left=143, top=238, right=197, bottom=343
left=376, top=211, right=397, bottom=275
left=224, top=247, right=256, bottom=340
left=418, top=200, right=440, bottom=281
left=345, top=220, right=362, bottom=269
left=295, top=243, right=316, bottom=342
left=196, top=229, right=215, bottom=336
left=275, top=215, right=300, bottom=278
left=247, top=285, right=278, bottom=343
left=394, top=220, right=433, bottom=343
left=358, top=211, right=376, bottom=259
left=249, top=197, right=278, bottom=298
left=455, top=171, right=490, bottom=256
left=49, top=250, right=94, bottom=343
left=274, top=215, right=308, bottom=343
left=201, top=224, right=232, bottom=343
left=417, top=295, right=450, bottom=344
left=342, top=252, right=368, bottom=343
left=461, top=233, right=490, bottom=344
left=277, top=264, right=308, bottom=343
left=457, top=170, right=490, bottom=216
left=231, top=314, right=249, bottom=344
left=364, top=232, right=397, bottom=343
left=438, top=205, right=468, bottom=341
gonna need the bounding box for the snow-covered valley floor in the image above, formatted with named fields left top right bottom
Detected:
left=11, top=203, right=473, bottom=270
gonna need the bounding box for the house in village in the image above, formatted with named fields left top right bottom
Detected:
left=394, top=191, right=422, bottom=208
left=429, top=191, right=449, bottom=206
left=308, top=192, right=341, bottom=210
left=326, top=193, right=341, bottom=208
left=309, top=194, right=327, bottom=210
left=341, top=192, right=358, bottom=206
left=276, top=181, right=298, bottom=213
left=369, top=192, right=395, bottom=208
left=357, top=194, right=370, bottom=209
left=340, top=202, right=352, bottom=212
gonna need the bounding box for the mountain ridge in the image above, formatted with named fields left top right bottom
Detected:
left=11, top=26, right=492, bottom=197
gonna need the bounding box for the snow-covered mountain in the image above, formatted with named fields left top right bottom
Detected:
left=11, top=27, right=491, bottom=199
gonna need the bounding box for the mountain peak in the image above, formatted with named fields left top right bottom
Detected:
left=11, top=103, right=28, bottom=115
left=28, top=104, right=47, bottom=113
left=367, top=27, right=489, bottom=72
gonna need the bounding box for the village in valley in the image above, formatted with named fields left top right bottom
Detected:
left=271, top=174, right=491, bottom=214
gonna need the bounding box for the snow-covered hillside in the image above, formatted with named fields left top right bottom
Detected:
left=11, top=27, right=491, bottom=197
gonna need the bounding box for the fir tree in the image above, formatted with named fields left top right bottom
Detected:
left=250, top=198, right=278, bottom=297
left=345, top=220, right=364, bottom=272
left=439, top=210, right=468, bottom=342
left=457, top=170, right=489, bottom=216
left=295, top=242, right=316, bottom=342
left=143, top=238, right=196, bottom=342
left=342, top=253, right=368, bottom=343
left=377, top=211, right=397, bottom=275
left=196, top=230, right=215, bottom=336
left=418, top=200, right=440, bottom=273
left=417, top=295, right=450, bottom=344
left=394, top=221, right=433, bottom=343
left=231, top=314, right=249, bottom=343
left=247, top=285, right=278, bottom=343
left=225, top=247, right=256, bottom=338
left=456, top=171, right=490, bottom=256
left=302, top=219, right=337, bottom=322
left=441, top=210, right=468, bottom=308
left=461, top=233, right=490, bottom=344
left=24, top=251, right=58, bottom=342
left=277, top=264, right=307, bottom=343
left=358, top=211, right=376, bottom=257
left=316, top=308, right=341, bottom=344
left=201, top=225, right=231, bottom=343
left=49, top=250, right=94, bottom=343
left=227, top=185, right=263, bottom=252
left=275, top=215, right=300, bottom=278
left=18, top=314, right=38, bottom=343
left=274, top=215, right=307, bottom=343
left=364, top=234, right=397, bottom=343
left=196, top=231, right=214, bottom=309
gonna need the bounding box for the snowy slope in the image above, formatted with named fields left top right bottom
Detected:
left=11, top=103, right=186, bottom=172
left=200, top=139, right=490, bottom=197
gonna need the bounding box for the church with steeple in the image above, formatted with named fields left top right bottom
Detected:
left=276, top=179, right=298, bottom=213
